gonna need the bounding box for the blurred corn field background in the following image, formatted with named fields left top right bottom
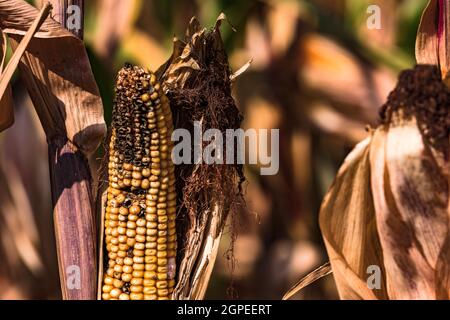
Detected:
left=0, top=0, right=429, bottom=299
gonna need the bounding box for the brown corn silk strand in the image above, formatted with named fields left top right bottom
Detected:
left=157, top=16, right=245, bottom=299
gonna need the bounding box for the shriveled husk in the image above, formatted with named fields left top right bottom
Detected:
left=320, top=65, right=449, bottom=300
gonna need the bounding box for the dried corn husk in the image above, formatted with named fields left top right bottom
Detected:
left=157, top=14, right=244, bottom=300
left=319, top=65, right=449, bottom=300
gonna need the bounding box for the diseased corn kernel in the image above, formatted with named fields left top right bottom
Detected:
left=102, top=65, right=177, bottom=300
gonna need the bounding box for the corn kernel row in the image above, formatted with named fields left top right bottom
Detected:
left=102, top=65, right=177, bottom=300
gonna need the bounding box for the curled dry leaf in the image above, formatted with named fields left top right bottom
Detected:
left=0, top=2, right=52, bottom=132
left=319, top=136, right=387, bottom=299
left=415, top=0, right=438, bottom=66
left=282, top=262, right=332, bottom=300
left=0, top=0, right=106, bottom=155
left=416, top=0, right=450, bottom=83
left=319, top=65, right=449, bottom=299
left=0, top=30, right=14, bottom=132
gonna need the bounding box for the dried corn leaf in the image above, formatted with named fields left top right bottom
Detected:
left=300, top=33, right=396, bottom=124
left=0, top=0, right=67, bottom=38
left=282, top=262, right=332, bottom=300
left=416, top=0, right=439, bottom=66
left=0, top=0, right=106, bottom=155
left=319, top=137, right=388, bottom=299
left=436, top=226, right=450, bottom=299
left=93, top=0, right=142, bottom=63
left=438, top=0, right=450, bottom=83
left=0, top=30, right=13, bottom=132
left=416, top=0, right=450, bottom=82
left=0, top=3, right=51, bottom=133
left=180, top=203, right=223, bottom=300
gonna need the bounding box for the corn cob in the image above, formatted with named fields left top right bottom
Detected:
left=101, top=64, right=177, bottom=300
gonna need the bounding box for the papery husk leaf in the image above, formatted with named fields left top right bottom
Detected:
left=181, top=202, right=223, bottom=300
left=156, top=17, right=203, bottom=89
left=370, top=125, right=434, bottom=299
left=416, top=0, right=450, bottom=82
left=371, top=113, right=448, bottom=299
left=319, top=137, right=388, bottom=299
left=230, top=59, right=252, bottom=82
left=386, top=115, right=448, bottom=269
left=415, top=0, right=439, bottom=66
left=0, top=0, right=106, bottom=155
left=321, top=64, right=450, bottom=299
left=436, top=220, right=450, bottom=298
left=438, top=0, right=450, bottom=82
left=282, top=262, right=332, bottom=300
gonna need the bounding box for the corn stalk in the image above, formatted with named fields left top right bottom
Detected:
left=0, top=0, right=105, bottom=299
left=44, top=0, right=99, bottom=300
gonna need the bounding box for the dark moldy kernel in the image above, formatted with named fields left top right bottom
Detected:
left=123, top=282, right=131, bottom=294
left=126, top=247, right=134, bottom=258
left=380, top=65, right=450, bottom=154
left=123, top=198, right=132, bottom=208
